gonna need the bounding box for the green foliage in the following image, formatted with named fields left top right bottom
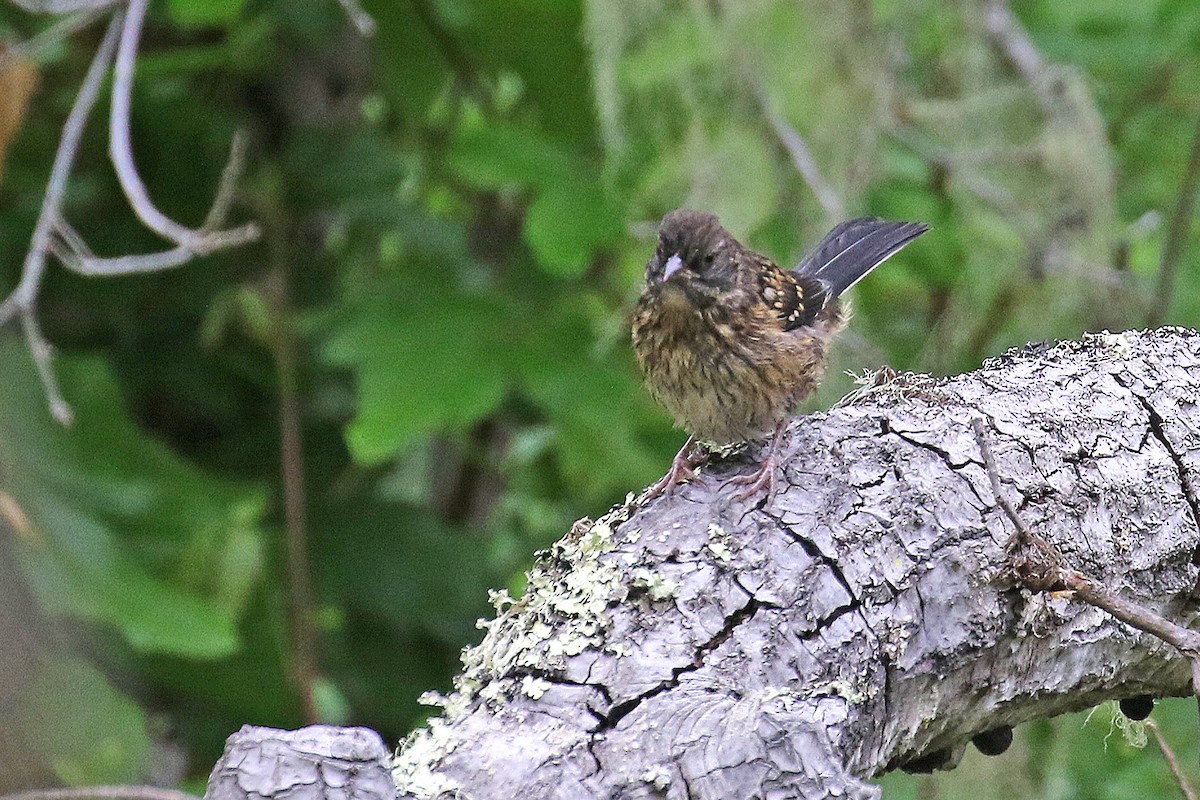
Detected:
left=2, top=0, right=1200, bottom=793
left=165, top=0, right=246, bottom=29
left=17, top=658, right=151, bottom=785
left=0, top=343, right=259, bottom=658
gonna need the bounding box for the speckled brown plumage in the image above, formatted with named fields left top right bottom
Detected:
left=632, top=209, right=928, bottom=498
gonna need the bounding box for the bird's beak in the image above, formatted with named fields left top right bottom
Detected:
left=662, top=253, right=684, bottom=280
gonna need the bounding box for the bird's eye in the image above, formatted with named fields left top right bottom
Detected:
left=703, top=252, right=715, bottom=265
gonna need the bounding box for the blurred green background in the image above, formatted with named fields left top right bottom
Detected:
left=1, top=0, right=1199, bottom=796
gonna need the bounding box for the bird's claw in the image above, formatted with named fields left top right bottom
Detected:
left=643, top=436, right=706, bottom=502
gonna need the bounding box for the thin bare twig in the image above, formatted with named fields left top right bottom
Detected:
left=984, top=0, right=1045, bottom=89
left=971, top=417, right=1200, bottom=694
left=336, top=0, right=376, bottom=37
left=1, top=8, right=107, bottom=65
left=109, top=0, right=258, bottom=252
left=754, top=85, right=845, bottom=222
left=2, top=2, right=262, bottom=421
left=9, top=0, right=121, bottom=12
left=1147, top=719, right=1199, bottom=800
left=1149, top=110, right=1200, bottom=327
left=0, top=11, right=123, bottom=424
left=251, top=194, right=318, bottom=723
left=0, top=787, right=199, bottom=800
left=984, top=0, right=1065, bottom=116
left=53, top=129, right=257, bottom=276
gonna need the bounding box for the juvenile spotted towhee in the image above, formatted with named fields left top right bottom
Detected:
left=632, top=209, right=928, bottom=499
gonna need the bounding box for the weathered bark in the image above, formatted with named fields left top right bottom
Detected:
left=209, top=328, right=1200, bottom=800
left=204, top=726, right=394, bottom=800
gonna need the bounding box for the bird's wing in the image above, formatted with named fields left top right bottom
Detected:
left=755, top=253, right=831, bottom=332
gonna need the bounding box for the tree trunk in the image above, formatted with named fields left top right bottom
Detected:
left=206, top=328, right=1200, bottom=800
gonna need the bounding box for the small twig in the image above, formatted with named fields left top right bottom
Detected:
left=9, top=0, right=121, bottom=12
left=754, top=84, right=845, bottom=222
left=108, top=0, right=259, bottom=251
left=1149, top=109, right=1200, bottom=327
left=972, top=417, right=1200, bottom=694
left=1, top=8, right=106, bottom=65
left=251, top=193, right=319, bottom=723
left=0, top=787, right=199, bottom=800
left=971, top=418, right=1048, bottom=555
left=0, top=10, right=122, bottom=424
left=1147, top=719, right=1199, bottom=800
left=983, top=0, right=1045, bottom=89
left=983, top=0, right=1063, bottom=115
left=335, top=0, right=376, bottom=37
left=1059, top=569, right=1200, bottom=692
left=202, top=129, right=248, bottom=229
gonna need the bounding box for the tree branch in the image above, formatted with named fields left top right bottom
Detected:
left=199, top=328, right=1200, bottom=799
left=1, top=2, right=260, bottom=422
left=0, top=10, right=122, bottom=423
left=107, top=0, right=258, bottom=252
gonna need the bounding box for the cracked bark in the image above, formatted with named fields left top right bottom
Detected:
left=205, top=328, right=1200, bottom=800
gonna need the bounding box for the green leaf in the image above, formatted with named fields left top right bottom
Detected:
left=324, top=289, right=512, bottom=464
left=0, top=343, right=262, bottom=658
left=447, top=125, right=573, bottom=191
left=165, top=0, right=246, bottom=28
left=18, top=659, right=150, bottom=785
left=524, top=181, right=625, bottom=276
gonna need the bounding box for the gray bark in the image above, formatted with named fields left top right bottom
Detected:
left=209, top=328, right=1200, bottom=800
left=204, top=725, right=394, bottom=800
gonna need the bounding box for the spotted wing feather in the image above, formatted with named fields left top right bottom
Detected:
left=754, top=253, right=830, bottom=332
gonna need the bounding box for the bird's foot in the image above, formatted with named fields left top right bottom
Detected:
left=728, top=453, right=779, bottom=501
left=644, top=436, right=706, bottom=501
left=728, top=422, right=787, bottom=501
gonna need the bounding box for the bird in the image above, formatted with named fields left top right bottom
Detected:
left=632, top=209, right=928, bottom=500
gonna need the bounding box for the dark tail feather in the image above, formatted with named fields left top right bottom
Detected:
left=797, top=218, right=929, bottom=299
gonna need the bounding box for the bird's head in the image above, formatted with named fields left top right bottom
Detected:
left=645, top=210, right=740, bottom=304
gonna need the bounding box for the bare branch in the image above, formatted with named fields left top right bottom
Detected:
left=0, top=11, right=122, bottom=424
left=9, top=0, right=121, bottom=13
left=52, top=129, right=257, bottom=275
left=202, top=129, right=249, bottom=230
left=336, top=0, right=376, bottom=37
left=1148, top=719, right=1199, bottom=800
left=755, top=85, right=846, bottom=222
left=20, top=310, right=71, bottom=423
left=3, top=2, right=259, bottom=422
left=109, top=0, right=259, bottom=251
left=983, top=0, right=1045, bottom=90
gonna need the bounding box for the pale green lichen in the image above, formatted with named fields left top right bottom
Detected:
left=391, top=718, right=461, bottom=797
left=640, top=765, right=671, bottom=790
left=707, top=540, right=732, bottom=562
left=488, top=587, right=515, bottom=612
left=631, top=567, right=678, bottom=601
left=809, top=679, right=868, bottom=704
left=432, top=506, right=633, bottom=718
left=521, top=674, right=551, bottom=699
left=1097, top=329, right=1137, bottom=358
left=606, top=641, right=633, bottom=657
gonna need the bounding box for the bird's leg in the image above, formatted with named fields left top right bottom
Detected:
left=643, top=435, right=705, bottom=501
left=729, top=420, right=788, bottom=501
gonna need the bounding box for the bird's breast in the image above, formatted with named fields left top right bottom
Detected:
left=632, top=290, right=808, bottom=444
